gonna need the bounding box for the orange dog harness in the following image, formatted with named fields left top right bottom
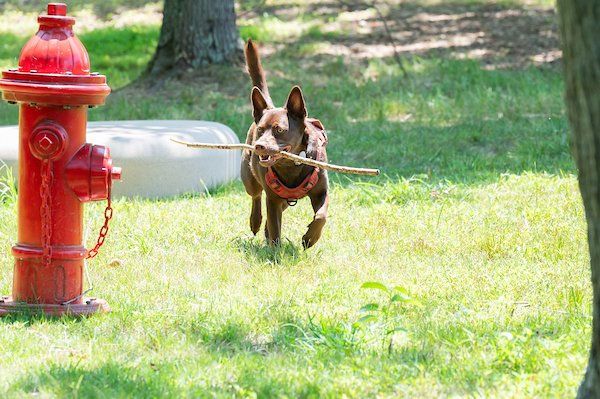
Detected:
left=265, top=118, right=327, bottom=203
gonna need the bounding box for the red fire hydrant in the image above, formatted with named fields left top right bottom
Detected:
left=0, top=3, right=120, bottom=316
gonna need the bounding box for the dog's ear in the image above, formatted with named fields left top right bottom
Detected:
left=285, top=86, right=307, bottom=121
left=251, top=87, right=270, bottom=123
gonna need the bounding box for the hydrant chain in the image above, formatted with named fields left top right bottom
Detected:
left=87, top=187, right=113, bottom=259
left=40, top=158, right=53, bottom=268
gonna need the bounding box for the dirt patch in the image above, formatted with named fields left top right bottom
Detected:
left=250, top=1, right=560, bottom=70
left=395, top=2, right=560, bottom=69
left=120, top=1, right=561, bottom=99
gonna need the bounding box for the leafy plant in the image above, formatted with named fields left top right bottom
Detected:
left=354, top=282, right=423, bottom=349
left=0, top=159, right=17, bottom=205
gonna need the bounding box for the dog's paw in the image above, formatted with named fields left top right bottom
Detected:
left=302, top=233, right=318, bottom=249
left=250, top=214, right=262, bottom=235
left=302, top=219, right=325, bottom=249
left=302, top=237, right=312, bottom=249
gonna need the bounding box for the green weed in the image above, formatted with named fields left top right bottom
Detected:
left=354, top=282, right=423, bottom=351
left=0, top=160, right=16, bottom=205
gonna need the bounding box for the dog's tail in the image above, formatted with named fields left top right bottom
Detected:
left=245, top=38, right=274, bottom=107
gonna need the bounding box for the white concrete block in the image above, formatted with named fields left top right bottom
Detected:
left=0, top=120, right=241, bottom=199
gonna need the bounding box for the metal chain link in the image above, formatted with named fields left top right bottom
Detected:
left=38, top=158, right=113, bottom=262
left=40, top=158, right=53, bottom=268
left=86, top=186, right=113, bottom=259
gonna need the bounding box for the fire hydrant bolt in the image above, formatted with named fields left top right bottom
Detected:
left=38, top=135, right=53, bottom=150
left=48, top=3, right=67, bottom=16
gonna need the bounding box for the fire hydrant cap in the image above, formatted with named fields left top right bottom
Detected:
left=0, top=3, right=110, bottom=106
left=21, top=3, right=87, bottom=75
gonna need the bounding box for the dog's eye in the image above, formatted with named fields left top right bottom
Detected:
left=277, top=127, right=284, bottom=133
left=257, top=127, right=263, bottom=133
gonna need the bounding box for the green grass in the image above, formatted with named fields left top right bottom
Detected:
left=88, top=56, right=569, bottom=183
left=82, top=25, right=160, bottom=89
left=0, top=0, right=590, bottom=397
left=0, top=173, right=589, bottom=397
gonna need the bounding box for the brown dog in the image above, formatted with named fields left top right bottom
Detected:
left=241, top=39, right=329, bottom=248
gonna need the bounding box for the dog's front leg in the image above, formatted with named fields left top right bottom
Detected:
left=303, top=191, right=329, bottom=249
left=265, top=196, right=284, bottom=245
left=241, top=150, right=263, bottom=235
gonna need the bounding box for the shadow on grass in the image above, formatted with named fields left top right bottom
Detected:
left=0, top=310, right=92, bottom=326
left=231, top=236, right=304, bottom=266
left=246, top=0, right=558, bottom=70
left=2, top=317, right=435, bottom=397
left=6, top=362, right=185, bottom=398
left=4, top=348, right=329, bottom=397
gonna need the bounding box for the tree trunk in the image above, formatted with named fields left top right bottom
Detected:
left=146, top=0, right=243, bottom=76
left=556, top=1, right=600, bottom=398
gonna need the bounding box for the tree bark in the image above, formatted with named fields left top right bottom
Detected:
left=146, top=0, right=243, bottom=76
left=556, top=1, right=600, bottom=398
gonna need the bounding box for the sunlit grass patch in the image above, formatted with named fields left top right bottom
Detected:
left=239, top=12, right=309, bottom=43
left=0, top=10, right=39, bottom=36
left=0, top=172, right=590, bottom=397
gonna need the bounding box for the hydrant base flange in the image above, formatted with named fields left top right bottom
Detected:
left=0, top=296, right=110, bottom=317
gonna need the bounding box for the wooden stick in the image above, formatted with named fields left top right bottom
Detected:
left=170, top=139, right=380, bottom=176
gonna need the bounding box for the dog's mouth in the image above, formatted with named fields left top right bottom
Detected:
left=258, top=153, right=281, bottom=166
left=257, top=146, right=291, bottom=167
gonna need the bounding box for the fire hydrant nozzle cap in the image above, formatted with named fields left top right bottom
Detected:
left=111, top=167, right=122, bottom=181
left=66, top=144, right=120, bottom=202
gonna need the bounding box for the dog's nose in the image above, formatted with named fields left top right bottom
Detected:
left=254, top=144, right=266, bottom=153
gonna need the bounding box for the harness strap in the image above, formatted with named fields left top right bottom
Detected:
left=266, top=167, right=319, bottom=200
left=266, top=118, right=327, bottom=201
